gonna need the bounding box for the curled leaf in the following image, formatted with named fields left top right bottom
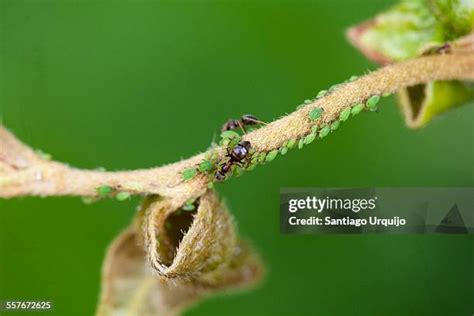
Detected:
left=398, top=80, right=474, bottom=128
left=347, top=0, right=474, bottom=128
left=141, top=190, right=262, bottom=283
left=97, top=190, right=263, bottom=316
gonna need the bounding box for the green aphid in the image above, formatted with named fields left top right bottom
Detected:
left=97, top=185, right=113, bottom=197
left=304, top=99, right=313, bottom=104
left=207, top=182, right=214, bottom=189
left=319, top=125, right=330, bottom=138
left=116, top=191, right=131, bottom=201
left=280, top=147, right=289, bottom=155
left=185, top=198, right=195, bottom=205
left=36, top=149, right=52, bottom=161
left=220, top=130, right=241, bottom=140
left=331, top=121, right=340, bottom=131
left=233, top=165, right=244, bottom=177
left=81, top=196, right=98, bottom=204
left=265, top=150, right=278, bottom=162
left=258, top=152, right=266, bottom=163
left=351, top=103, right=364, bottom=116
left=316, top=90, right=327, bottom=98
left=304, top=133, right=316, bottom=144
left=287, top=139, right=297, bottom=149
left=219, top=138, right=231, bottom=146
left=311, top=125, right=319, bottom=133
left=246, top=163, right=257, bottom=171
left=366, top=95, right=380, bottom=110
left=382, top=92, right=392, bottom=97
left=298, top=138, right=305, bottom=149
left=182, top=204, right=195, bottom=211
left=349, top=75, right=358, bottom=82
left=339, top=107, right=351, bottom=122
left=182, top=168, right=198, bottom=180
left=309, top=108, right=324, bottom=121
left=198, top=160, right=213, bottom=172
left=296, top=104, right=305, bottom=110
left=329, top=83, right=342, bottom=92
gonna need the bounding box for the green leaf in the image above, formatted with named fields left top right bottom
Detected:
left=348, top=0, right=474, bottom=128
left=399, top=80, right=474, bottom=128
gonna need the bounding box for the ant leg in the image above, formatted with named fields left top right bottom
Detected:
left=237, top=120, right=247, bottom=134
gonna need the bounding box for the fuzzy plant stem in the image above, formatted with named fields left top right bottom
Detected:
left=1, top=52, right=473, bottom=205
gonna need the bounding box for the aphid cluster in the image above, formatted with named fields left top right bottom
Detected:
left=181, top=75, right=390, bottom=184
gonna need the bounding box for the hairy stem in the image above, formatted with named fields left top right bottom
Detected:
left=1, top=52, right=473, bottom=204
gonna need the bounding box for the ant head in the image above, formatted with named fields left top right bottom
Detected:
left=221, top=119, right=240, bottom=132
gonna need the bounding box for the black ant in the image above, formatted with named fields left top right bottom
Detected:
left=221, top=114, right=266, bottom=133
left=214, top=140, right=251, bottom=181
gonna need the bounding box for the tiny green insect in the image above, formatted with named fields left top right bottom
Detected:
left=382, top=91, right=392, bottom=97
left=246, top=163, right=257, bottom=171
left=116, top=192, right=131, bottom=201
left=366, top=95, right=380, bottom=110
left=287, top=139, right=297, bottom=149
left=280, top=147, right=289, bottom=155
left=258, top=152, right=267, bottom=163
left=331, top=121, right=340, bottom=131
left=207, top=182, right=214, bottom=189
left=220, top=138, right=231, bottom=146
left=265, top=150, right=278, bottom=162
left=339, top=107, right=351, bottom=122
left=304, top=99, right=313, bottom=104
left=309, top=108, right=324, bottom=121
left=351, top=103, right=364, bottom=116
left=349, top=75, right=358, bottom=82
left=304, top=133, right=316, bottom=144
left=220, top=130, right=241, bottom=140
left=319, top=125, right=330, bottom=138
left=97, top=185, right=113, bottom=197
left=311, top=125, right=319, bottom=133
left=329, top=83, right=342, bottom=92
left=182, top=168, right=198, bottom=180
left=316, top=90, right=327, bottom=98
left=182, top=204, right=195, bottom=211
left=198, top=160, right=213, bottom=172
left=298, top=138, right=305, bottom=149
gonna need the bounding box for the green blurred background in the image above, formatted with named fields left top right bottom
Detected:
left=0, top=0, right=472, bottom=315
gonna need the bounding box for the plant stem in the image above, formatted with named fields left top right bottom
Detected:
left=1, top=52, right=473, bottom=204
